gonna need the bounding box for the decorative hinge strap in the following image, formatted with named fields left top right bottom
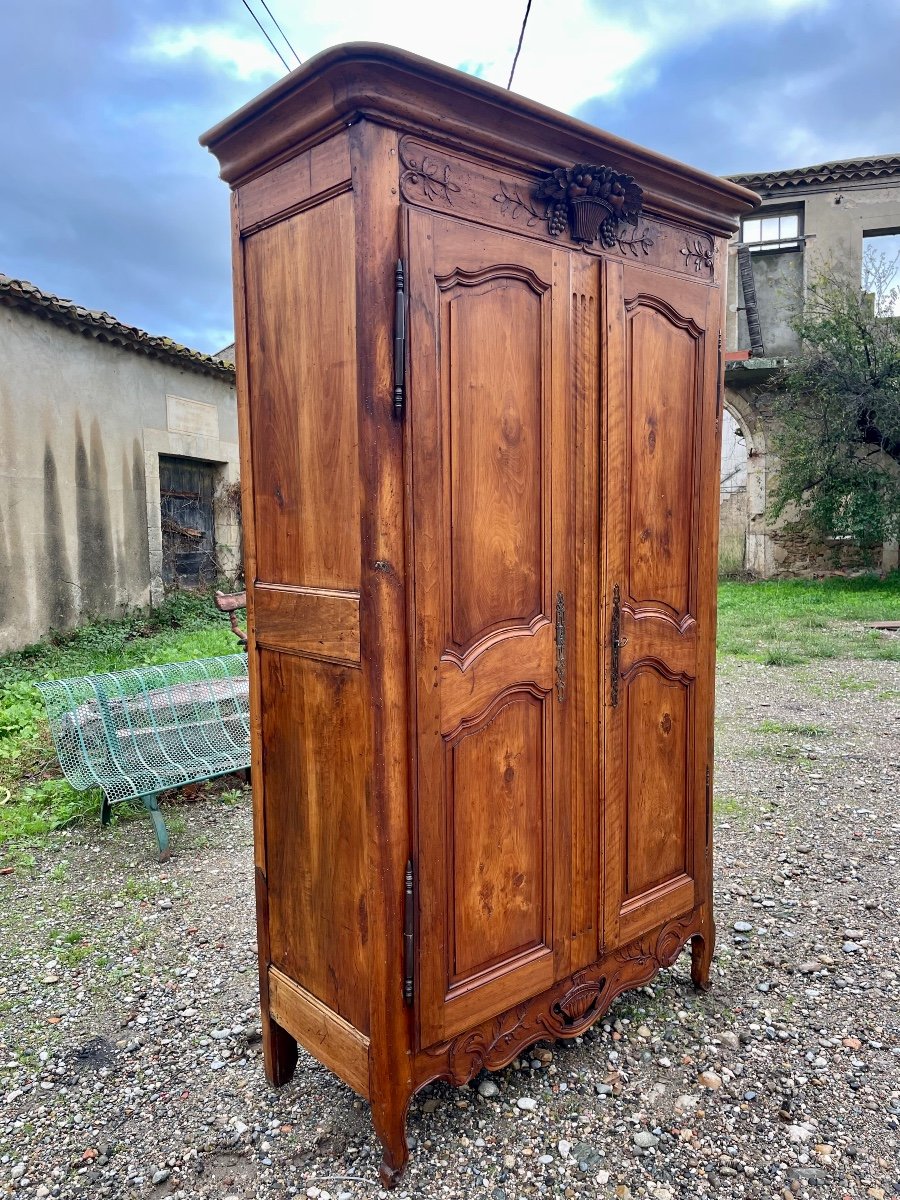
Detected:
left=403, top=859, right=414, bottom=1005
left=393, top=259, right=407, bottom=420
left=716, top=330, right=723, bottom=430
left=555, top=591, right=566, bottom=703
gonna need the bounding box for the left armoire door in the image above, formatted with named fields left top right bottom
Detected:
left=407, top=210, right=575, bottom=1047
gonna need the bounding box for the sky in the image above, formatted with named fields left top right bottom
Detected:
left=2, top=0, right=898, bottom=354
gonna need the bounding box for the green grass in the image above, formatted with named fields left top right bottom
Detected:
left=717, top=572, right=900, bottom=664
left=0, top=591, right=238, bottom=851
left=754, top=719, right=828, bottom=736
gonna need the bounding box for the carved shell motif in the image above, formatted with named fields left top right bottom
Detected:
left=535, top=164, right=643, bottom=247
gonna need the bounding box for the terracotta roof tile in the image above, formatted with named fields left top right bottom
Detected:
left=728, top=154, right=900, bottom=192
left=0, top=274, right=235, bottom=380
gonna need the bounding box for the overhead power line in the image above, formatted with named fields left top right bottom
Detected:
left=239, top=0, right=290, bottom=72
left=506, top=0, right=533, bottom=90
left=256, top=0, right=302, bottom=66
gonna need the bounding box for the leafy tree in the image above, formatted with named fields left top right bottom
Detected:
left=770, top=249, right=900, bottom=547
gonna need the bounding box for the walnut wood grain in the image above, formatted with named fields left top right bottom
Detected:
left=206, top=44, right=742, bottom=1189
left=269, top=967, right=370, bottom=1098
left=254, top=583, right=360, bottom=665
left=238, top=130, right=351, bottom=232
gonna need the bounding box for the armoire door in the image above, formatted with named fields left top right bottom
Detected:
left=602, top=260, right=719, bottom=947
left=408, top=211, right=572, bottom=1047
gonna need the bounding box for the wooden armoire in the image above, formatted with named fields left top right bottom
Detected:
left=201, top=44, right=757, bottom=1186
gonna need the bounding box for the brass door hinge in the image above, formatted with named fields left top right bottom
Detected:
left=403, top=859, right=414, bottom=1005
left=716, top=330, right=722, bottom=433
left=393, top=259, right=407, bottom=420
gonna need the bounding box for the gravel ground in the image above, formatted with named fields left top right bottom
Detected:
left=2, top=654, right=899, bottom=1200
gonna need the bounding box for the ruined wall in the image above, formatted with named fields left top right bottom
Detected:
left=0, top=305, right=237, bottom=652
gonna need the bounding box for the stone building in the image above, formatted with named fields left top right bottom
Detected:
left=721, top=154, right=900, bottom=576
left=0, top=274, right=238, bottom=653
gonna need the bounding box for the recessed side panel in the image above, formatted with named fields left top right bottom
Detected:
left=624, top=667, right=690, bottom=897
left=243, top=193, right=360, bottom=591
left=447, top=277, right=544, bottom=652
left=261, top=651, right=370, bottom=1036
left=448, top=692, right=547, bottom=984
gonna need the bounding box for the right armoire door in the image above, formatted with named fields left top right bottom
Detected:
left=602, top=258, right=720, bottom=950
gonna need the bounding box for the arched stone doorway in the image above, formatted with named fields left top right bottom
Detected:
left=719, top=389, right=774, bottom=576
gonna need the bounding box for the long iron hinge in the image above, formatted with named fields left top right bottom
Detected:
left=716, top=330, right=723, bottom=433
left=393, top=259, right=407, bottom=420
left=555, top=591, right=566, bottom=702
left=403, top=859, right=414, bottom=1005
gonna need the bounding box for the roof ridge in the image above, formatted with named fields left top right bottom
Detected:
left=0, top=272, right=235, bottom=380
left=728, top=153, right=900, bottom=189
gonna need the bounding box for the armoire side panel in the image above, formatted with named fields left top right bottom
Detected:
left=240, top=189, right=369, bottom=1037
left=261, top=652, right=370, bottom=1035
left=243, top=193, right=360, bottom=590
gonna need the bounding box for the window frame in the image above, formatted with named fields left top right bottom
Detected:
left=741, top=207, right=803, bottom=255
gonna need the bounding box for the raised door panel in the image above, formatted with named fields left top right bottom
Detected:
left=603, top=261, right=718, bottom=948
left=410, top=211, right=571, bottom=1047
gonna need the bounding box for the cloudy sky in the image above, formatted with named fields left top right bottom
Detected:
left=2, top=0, right=897, bottom=353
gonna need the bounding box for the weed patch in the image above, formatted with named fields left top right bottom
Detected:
left=718, top=573, right=900, bottom=664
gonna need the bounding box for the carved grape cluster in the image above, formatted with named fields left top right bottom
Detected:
left=599, top=217, right=618, bottom=248
left=547, top=201, right=568, bottom=236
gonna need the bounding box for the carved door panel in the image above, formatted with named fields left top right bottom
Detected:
left=409, top=211, right=572, bottom=1047
left=602, top=260, right=718, bottom=948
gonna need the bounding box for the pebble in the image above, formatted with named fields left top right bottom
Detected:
left=151, top=1169, right=170, bottom=1185
left=632, top=1131, right=659, bottom=1149
left=842, top=941, right=861, bottom=953
left=4, top=659, right=898, bottom=1198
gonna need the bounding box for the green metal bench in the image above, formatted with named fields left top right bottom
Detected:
left=36, top=655, right=251, bottom=861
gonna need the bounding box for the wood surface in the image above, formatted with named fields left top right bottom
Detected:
left=243, top=193, right=360, bottom=591
left=409, top=212, right=569, bottom=1049
left=602, top=261, right=717, bottom=949
left=261, top=652, right=370, bottom=1035
left=254, top=583, right=360, bottom=665
left=269, top=967, right=370, bottom=1098
left=208, top=46, right=750, bottom=1186
left=238, top=130, right=351, bottom=232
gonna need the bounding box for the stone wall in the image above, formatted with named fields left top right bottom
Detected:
left=0, top=303, right=238, bottom=653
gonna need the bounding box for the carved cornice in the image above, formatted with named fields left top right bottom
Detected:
left=414, top=907, right=703, bottom=1089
